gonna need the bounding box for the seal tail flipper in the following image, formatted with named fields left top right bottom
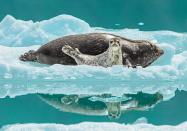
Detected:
left=19, top=50, right=37, bottom=62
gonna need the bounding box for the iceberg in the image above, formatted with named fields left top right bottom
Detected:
left=0, top=15, right=91, bottom=46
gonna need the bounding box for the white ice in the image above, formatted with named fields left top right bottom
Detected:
left=1, top=122, right=187, bottom=131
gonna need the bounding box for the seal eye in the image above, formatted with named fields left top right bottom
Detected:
left=110, top=40, right=114, bottom=44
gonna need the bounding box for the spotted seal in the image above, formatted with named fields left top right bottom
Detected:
left=19, top=33, right=164, bottom=68
left=62, top=38, right=123, bottom=67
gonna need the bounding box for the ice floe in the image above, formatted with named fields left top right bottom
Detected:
left=0, top=14, right=186, bottom=101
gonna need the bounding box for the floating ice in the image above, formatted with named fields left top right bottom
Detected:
left=133, top=117, right=148, bottom=124
left=138, top=22, right=144, bottom=26
left=1, top=122, right=187, bottom=131
left=0, top=14, right=187, bottom=101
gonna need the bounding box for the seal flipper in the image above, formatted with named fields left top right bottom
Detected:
left=19, top=50, right=37, bottom=62
left=123, top=53, right=135, bottom=68
left=62, top=45, right=81, bottom=58
left=62, top=45, right=85, bottom=65
left=61, top=95, right=79, bottom=105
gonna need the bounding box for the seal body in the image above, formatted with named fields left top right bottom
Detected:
left=19, top=33, right=164, bottom=68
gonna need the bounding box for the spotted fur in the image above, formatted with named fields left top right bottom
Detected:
left=62, top=38, right=123, bottom=67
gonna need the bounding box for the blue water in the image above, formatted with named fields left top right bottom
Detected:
left=0, top=1, right=187, bottom=130
left=0, top=0, right=186, bottom=32
left=1, top=90, right=187, bottom=127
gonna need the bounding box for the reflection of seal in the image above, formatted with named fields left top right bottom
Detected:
left=62, top=38, right=123, bottom=67
left=38, top=94, right=107, bottom=116
left=38, top=92, right=163, bottom=119
left=19, top=33, right=164, bottom=68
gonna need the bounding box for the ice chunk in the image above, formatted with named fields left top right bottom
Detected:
left=133, top=117, right=148, bottom=124
left=0, top=45, right=186, bottom=100
left=138, top=22, right=144, bottom=26
left=0, top=15, right=91, bottom=46
left=1, top=122, right=187, bottom=131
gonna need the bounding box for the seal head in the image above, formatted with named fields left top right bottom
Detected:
left=124, top=40, right=164, bottom=68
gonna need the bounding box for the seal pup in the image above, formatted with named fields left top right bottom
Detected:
left=19, top=33, right=164, bottom=68
left=62, top=38, right=125, bottom=67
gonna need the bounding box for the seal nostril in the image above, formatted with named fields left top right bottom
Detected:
left=159, top=49, right=164, bottom=55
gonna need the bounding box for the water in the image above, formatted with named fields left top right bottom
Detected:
left=0, top=0, right=187, bottom=32
left=0, top=1, right=187, bottom=130
left=1, top=90, right=187, bottom=128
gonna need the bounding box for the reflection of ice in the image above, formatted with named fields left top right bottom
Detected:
left=0, top=81, right=185, bottom=101
left=38, top=92, right=163, bottom=119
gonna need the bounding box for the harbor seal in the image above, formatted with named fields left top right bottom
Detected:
left=19, top=33, right=164, bottom=68
left=62, top=38, right=123, bottom=67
